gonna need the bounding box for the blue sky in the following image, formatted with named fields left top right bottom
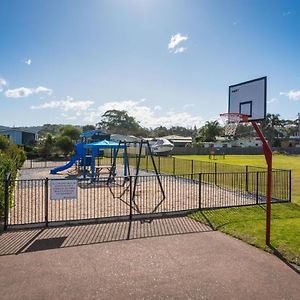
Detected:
left=0, top=0, right=299, bottom=128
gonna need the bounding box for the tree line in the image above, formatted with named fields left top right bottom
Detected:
left=34, top=110, right=299, bottom=157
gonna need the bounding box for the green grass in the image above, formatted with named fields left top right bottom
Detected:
left=190, top=203, right=300, bottom=265
left=175, top=154, right=300, bottom=205
left=178, top=154, right=300, bottom=265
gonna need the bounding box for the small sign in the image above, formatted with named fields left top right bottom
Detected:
left=50, top=180, right=77, bottom=200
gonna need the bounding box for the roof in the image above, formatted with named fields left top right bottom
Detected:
left=162, top=135, right=192, bottom=142
left=84, top=140, right=126, bottom=149
left=0, top=128, right=36, bottom=135
left=80, top=130, right=108, bottom=138
left=111, top=134, right=140, bottom=142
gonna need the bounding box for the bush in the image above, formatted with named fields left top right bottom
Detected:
left=55, top=135, right=74, bottom=156
left=0, top=143, right=26, bottom=219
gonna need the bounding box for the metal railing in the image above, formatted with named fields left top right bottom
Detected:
left=1, top=169, right=291, bottom=230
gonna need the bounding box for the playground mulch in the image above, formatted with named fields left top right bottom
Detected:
left=8, top=166, right=258, bottom=226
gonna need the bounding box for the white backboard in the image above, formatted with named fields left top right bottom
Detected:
left=228, top=77, right=267, bottom=121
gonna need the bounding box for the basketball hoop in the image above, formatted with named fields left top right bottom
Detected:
left=220, top=113, right=248, bottom=136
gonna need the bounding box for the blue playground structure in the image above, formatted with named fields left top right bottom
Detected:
left=50, top=139, right=128, bottom=179
left=83, top=140, right=127, bottom=178
left=50, top=142, right=85, bottom=174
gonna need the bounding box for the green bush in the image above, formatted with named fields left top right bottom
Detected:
left=0, top=144, right=26, bottom=219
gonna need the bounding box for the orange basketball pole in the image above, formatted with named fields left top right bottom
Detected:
left=251, top=121, right=272, bottom=245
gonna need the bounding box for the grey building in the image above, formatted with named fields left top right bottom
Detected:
left=0, top=129, right=37, bottom=145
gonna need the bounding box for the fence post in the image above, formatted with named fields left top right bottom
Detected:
left=289, top=170, right=292, bottom=202
left=30, top=159, right=33, bottom=169
left=214, top=162, right=217, bottom=185
left=191, top=160, right=194, bottom=180
left=198, top=173, right=202, bottom=210
left=44, top=159, right=47, bottom=168
left=146, top=155, right=149, bottom=172
left=173, top=157, right=176, bottom=175
left=245, top=165, right=249, bottom=192
left=158, top=155, right=161, bottom=174
left=4, top=173, right=11, bottom=231
left=129, top=176, right=133, bottom=221
left=45, top=178, right=49, bottom=227
left=256, top=172, right=259, bottom=204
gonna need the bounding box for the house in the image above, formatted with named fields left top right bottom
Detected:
left=162, top=135, right=193, bottom=147
left=0, top=128, right=37, bottom=145
left=203, top=137, right=262, bottom=148
left=280, top=136, right=300, bottom=148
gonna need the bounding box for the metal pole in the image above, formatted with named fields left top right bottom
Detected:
left=45, top=178, right=49, bottom=226
left=256, top=172, right=259, bottom=204
left=4, top=174, right=11, bottom=231
left=146, top=154, right=149, bottom=172
left=158, top=155, right=161, bottom=174
left=252, top=121, right=272, bottom=245
left=214, top=162, right=217, bottom=185
left=129, top=176, right=133, bottom=221
left=245, top=165, right=249, bottom=192
left=198, top=173, right=202, bottom=210
left=289, top=170, right=292, bottom=202
left=173, top=157, right=175, bottom=175
left=191, top=160, right=194, bottom=180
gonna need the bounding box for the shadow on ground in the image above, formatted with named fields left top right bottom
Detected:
left=0, top=217, right=212, bottom=255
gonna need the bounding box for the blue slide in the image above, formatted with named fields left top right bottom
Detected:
left=50, top=142, right=85, bottom=174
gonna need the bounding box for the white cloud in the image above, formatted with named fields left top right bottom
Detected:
left=5, top=86, right=53, bottom=98
left=83, top=99, right=203, bottom=128
left=183, top=103, right=194, bottom=109
left=283, top=11, right=292, bottom=17
left=267, top=98, right=277, bottom=104
left=280, top=90, right=300, bottom=101
left=31, top=97, right=94, bottom=112
left=24, top=59, right=32, bottom=65
left=174, top=47, right=187, bottom=54
left=0, top=78, right=7, bottom=92
left=168, top=33, right=188, bottom=49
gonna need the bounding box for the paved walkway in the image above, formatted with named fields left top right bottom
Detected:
left=0, top=218, right=299, bottom=300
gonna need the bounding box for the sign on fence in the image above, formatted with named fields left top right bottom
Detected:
left=50, top=180, right=78, bottom=200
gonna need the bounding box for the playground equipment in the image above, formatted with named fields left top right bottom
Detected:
left=83, top=140, right=127, bottom=179
left=107, top=140, right=166, bottom=216
left=50, top=142, right=85, bottom=174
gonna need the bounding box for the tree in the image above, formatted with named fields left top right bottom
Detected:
left=38, top=134, right=55, bottom=158
left=60, top=125, right=82, bottom=141
left=151, top=126, right=169, bottom=137
left=235, top=124, right=255, bottom=139
left=0, top=135, right=10, bottom=151
left=38, top=124, right=62, bottom=138
left=260, top=113, right=282, bottom=146
left=96, top=110, right=145, bottom=136
left=55, top=136, right=74, bottom=156
left=82, top=124, right=96, bottom=132
left=196, top=121, right=223, bottom=142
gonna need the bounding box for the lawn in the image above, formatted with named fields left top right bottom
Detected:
left=175, top=154, right=300, bottom=265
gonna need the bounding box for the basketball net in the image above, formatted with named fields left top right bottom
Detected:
left=220, top=113, right=248, bottom=136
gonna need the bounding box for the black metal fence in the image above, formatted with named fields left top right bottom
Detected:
left=22, top=159, right=69, bottom=169
left=1, top=169, right=291, bottom=230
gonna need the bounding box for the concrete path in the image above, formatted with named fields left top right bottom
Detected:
left=0, top=218, right=299, bottom=300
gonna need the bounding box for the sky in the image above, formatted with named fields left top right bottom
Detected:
left=0, top=0, right=300, bottom=128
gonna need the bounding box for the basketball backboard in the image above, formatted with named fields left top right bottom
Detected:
left=228, top=76, right=267, bottom=121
